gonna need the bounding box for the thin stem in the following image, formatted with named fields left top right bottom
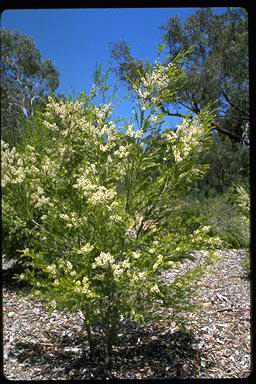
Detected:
left=105, top=307, right=119, bottom=355
left=84, top=304, right=95, bottom=360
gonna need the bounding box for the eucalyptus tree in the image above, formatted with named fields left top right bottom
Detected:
left=0, top=29, right=59, bottom=145
left=110, top=7, right=249, bottom=193
left=111, top=7, right=249, bottom=145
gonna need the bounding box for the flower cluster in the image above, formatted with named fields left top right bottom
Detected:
left=43, top=97, right=98, bottom=141
left=93, top=103, right=112, bottom=124
left=73, top=276, right=91, bottom=294
left=132, top=62, right=180, bottom=109
left=56, top=258, right=76, bottom=274
left=1, top=141, right=25, bottom=186
left=111, top=258, right=132, bottom=281
left=150, top=284, right=160, bottom=294
left=170, top=118, right=210, bottom=164
left=75, top=243, right=94, bottom=254
left=190, top=226, right=223, bottom=249
left=46, top=264, right=57, bottom=276
left=41, top=156, right=60, bottom=177
left=73, top=175, right=98, bottom=195
left=114, top=144, right=132, bottom=158
left=44, top=97, right=84, bottom=121
left=140, top=63, right=175, bottom=91
left=59, top=212, right=87, bottom=228
left=30, top=185, right=53, bottom=208
left=92, top=252, right=115, bottom=268
left=88, top=186, right=117, bottom=206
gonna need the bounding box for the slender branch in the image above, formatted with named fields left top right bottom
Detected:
left=135, top=214, right=146, bottom=240
left=160, top=105, right=186, bottom=118
left=84, top=304, right=95, bottom=360
left=213, top=122, right=249, bottom=145
left=31, top=219, right=46, bottom=231
left=176, top=99, right=196, bottom=113
left=160, top=100, right=249, bottom=145
left=222, top=90, right=249, bottom=118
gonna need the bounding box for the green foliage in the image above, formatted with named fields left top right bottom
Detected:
left=197, top=134, right=249, bottom=196
left=111, top=8, right=249, bottom=144
left=110, top=40, right=146, bottom=89
left=158, top=7, right=249, bottom=145
left=2, top=56, right=224, bottom=357
left=110, top=8, right=249, bottom=194
left=188, top=183, right=250, bottom=249
left=0, top=28, right=59, bottom=146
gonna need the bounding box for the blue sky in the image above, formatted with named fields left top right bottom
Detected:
left=1, top=7, right=227, bottom=128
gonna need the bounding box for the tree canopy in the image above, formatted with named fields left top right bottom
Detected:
left=111, top=7, right=249, bottom=146
left=0, top=29, right=60, bottom=145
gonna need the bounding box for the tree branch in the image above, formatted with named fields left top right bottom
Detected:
left=160, top=100, right=249, bottom=145
left=222, top=90, right=249, bottom=118
left=160, top=105, right=186, bottom=118
left=213, top=122, right=249, bottom=145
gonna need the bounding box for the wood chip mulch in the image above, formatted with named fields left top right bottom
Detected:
left=2, top=249, right=251, bottom=379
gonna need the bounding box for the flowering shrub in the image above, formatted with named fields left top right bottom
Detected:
left=2, top=60, right=223, bottom=357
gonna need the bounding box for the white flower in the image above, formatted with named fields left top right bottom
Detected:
left=17, top=158, right=23, bottom=166
left=114, top=145, right=129, bottom=158
left=60, top=213, right=69, bottom=220
left=66, top=261, right=73, bottom=271
left=121, top=259, right=130, bottom=269
left=46, top=264, right=57, bottom=276
left=138, top=272, right=146, bottom=280
left=26, top=144, right=36, bottom=152
left=73, top=176, right=97, bottom=195
left=201, top=226, right=211, bottom=233
left=150, top=284, right=160, bottom=294
left=77, top=243, right=94, bottom=254
left=99, top=144, right=108, bottom=152
left=88, top=186, right=117, bottom=205
left=135, top=129, right=143, bottom=139
left=110, top=214, right=122, bottom=222
left=127, top=125, right=134, bottom=137
left=112, top=264, right=124, bottom=280
left=92, top=252, right=114, bottom=268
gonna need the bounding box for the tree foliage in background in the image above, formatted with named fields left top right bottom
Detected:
left=0, top=29, right=60, bottom=145
left=159, top=7, right=249, bottom=144
left=110, top=7, right=249, bottom=194
left=111, top=7, right=249, bottom=145
left=2, top=59, right=224, bottom=358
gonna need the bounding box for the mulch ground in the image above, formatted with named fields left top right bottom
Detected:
left=3, top=249, right=251, bottom=379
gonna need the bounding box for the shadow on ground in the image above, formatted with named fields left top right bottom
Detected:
left=7, top=319, right=209, bottom=379
left=2, top=262, right=33, bottom=290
